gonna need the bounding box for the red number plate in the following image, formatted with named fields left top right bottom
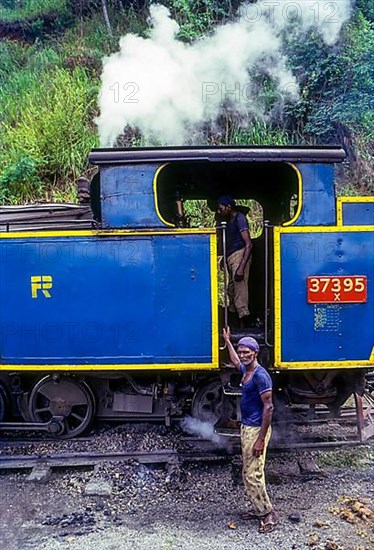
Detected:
left=307, top=276, right=367, bottom=304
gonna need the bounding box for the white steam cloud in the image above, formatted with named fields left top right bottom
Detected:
left=96, top=1, right=352, bottom=146
left=180, top=416, right=228, bottom=447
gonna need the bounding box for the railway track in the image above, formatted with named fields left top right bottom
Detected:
left=0, top=449, right=180, bottom=472
left=1, top=395, right=373, bottom=474
left=0, top=438, right=237, bottom=478
left=0, top=434, right=371, bottom=476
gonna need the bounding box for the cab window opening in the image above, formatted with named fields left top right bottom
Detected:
left=155, top=161, right=299, bottom=228
left=156, top=161, right=298, bottom=331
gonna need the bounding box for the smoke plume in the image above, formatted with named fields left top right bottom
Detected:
left=180, top=415, right=228, bottom=448
left=96, top=1, right=352, bottom=146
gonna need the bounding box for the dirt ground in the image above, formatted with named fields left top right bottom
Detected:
left=0, top=443, right=373, bottom=550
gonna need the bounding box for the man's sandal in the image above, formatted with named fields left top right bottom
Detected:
left=258, top=512, right=278, bottom=533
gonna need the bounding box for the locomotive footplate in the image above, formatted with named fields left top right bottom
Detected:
left=214, top=419, right=240, bottom=438
left=214, top=392, right=374, bottom=444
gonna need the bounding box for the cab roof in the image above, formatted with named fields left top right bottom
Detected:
left=89, top=145, right=345, bottom=165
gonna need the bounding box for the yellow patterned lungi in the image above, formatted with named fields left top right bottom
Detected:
left=240, top=424, right=273, bottom=516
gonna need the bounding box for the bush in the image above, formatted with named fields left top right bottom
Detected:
left=162, top=0, right=234, bottom=41
left=0, top=66, right=99, bottom=203
left=0, top=0, right=69, bottom=22
left=0, top=156, right=41, bottom=202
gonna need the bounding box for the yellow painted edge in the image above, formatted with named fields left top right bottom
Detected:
left=338, top=196, right=374, bottom=203
left=0, top=363, right=219, bottom=372
left=337, top=196, right=374, bottom=227
left=1, top=233, right=219, bottom=372
left=277, top=225, right=374, bottom=233
left=336, top=197, right=344, bottom=226
left=274, top=227, right=374, bottom=368
left=153, top=163, right=175, bottom=227
left=273, top=228, right=282, bottom=365
left=10, top=362, right=371, bottom=371
left=0, top=228, right=215, bottom=239
left=210, top=233, right=219, bottom=366
left=283, top=163, right=303, bottom=226
left=274, top=359, right=374, bottom=370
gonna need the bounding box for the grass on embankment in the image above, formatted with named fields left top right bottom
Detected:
left=0, top=0, right=69, bottom=23
left=0, top=52, right=99, bottom=203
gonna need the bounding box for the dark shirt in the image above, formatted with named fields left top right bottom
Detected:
left=226, top=212, right=249, bottom=257
left=239, top=364, right=272, bottom=427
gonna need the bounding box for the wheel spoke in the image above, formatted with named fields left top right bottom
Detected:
left=192, top=380, right=224, bottom=422
left=29, top=376, right=95, bottom=438
left=34, top=407, right=51, bottom=414
left=69, top=399, right=88, bottom=407
left=70, top=411, right=85, bottom=422
left=36, top=387, right=55, bottom=401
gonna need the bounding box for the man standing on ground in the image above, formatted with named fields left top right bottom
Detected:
left=217, top=196, right=252, bottom=327
left=222, top=327, right=277, bottom=533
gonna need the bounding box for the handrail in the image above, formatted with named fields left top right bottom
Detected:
left=264, top=220, right=274, bottom=348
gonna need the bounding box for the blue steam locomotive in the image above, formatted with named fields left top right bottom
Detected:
left=0, top=146, right=373, bottom=439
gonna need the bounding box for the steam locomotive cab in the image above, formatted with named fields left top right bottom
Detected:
left=0, top=146, right=373, bottom=439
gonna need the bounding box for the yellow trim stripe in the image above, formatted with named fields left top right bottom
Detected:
left=0, top=228, right=215, bottom=239
left=153, top=163, right=175, bottom=227
left=273, top=225, right=374, bottom=370
left=210, top=232, right=219, bottom=366
left=0, top=232, right=219, bottom=373
left=273, top=228, right=282, bottom=366
left=283, top=163, right=303, bottom=226
left=275, top=225, right=373, bottom=233
left=4, top=353, right=373, bottom=372
left=0, top=363, right=218, bottom=372
left=271, top=359, right=374, bottom=370
left=337, top=196, right=374, bottom=226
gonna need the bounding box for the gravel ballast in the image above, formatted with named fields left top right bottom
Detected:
left=0, top=424, right=373, bottom=550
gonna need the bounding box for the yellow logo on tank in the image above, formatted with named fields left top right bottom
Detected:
left=31, top=275, right=53, bottom=298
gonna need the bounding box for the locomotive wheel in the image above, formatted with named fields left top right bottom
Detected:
left=191, top=379, right=224, bottom=422
left=29, top=375, right=95, bottom=438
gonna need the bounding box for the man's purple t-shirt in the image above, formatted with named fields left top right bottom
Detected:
left=239, top=364, right=272, bottom=427
left=226, top=212, right=249, bottom=257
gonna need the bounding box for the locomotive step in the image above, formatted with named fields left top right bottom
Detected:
left=223, top=385, right=242, bottom=396
left=229, top=327, right=265, bottom=342
left=214, top=420, right=240, bottom=438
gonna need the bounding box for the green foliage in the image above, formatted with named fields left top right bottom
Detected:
left=184, top=200, right=215, bottom=228
left=337, top=181, right=362, bottom=197
left=0, top=66, right=99, bottom=203
left=281, top=7, right=374, bottom=191
left=285, top=10, right=374, bottom=143
left=184, top=198, right=263, bottom=236
left=0, top=156, right=41, bottom=202
left=318, top=446, right=373, bottom=470
left=196, top=116, right=291, bottom=147
left=356, top=0, right=374, bottom=22
left=0, top=41, right=25, bottom=85
left=161, top=0, right=234, bottom=40
left=61, top=7, right=147, bottom=58
left=0, top=1, right=372, bottom=203
left=0, top=0, right=69, bottom=22
left=0, top=42, right=63, bottom=88
left=228, top=120, right=290, bottom=146
left=341, top=13, right=374, bottom=137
